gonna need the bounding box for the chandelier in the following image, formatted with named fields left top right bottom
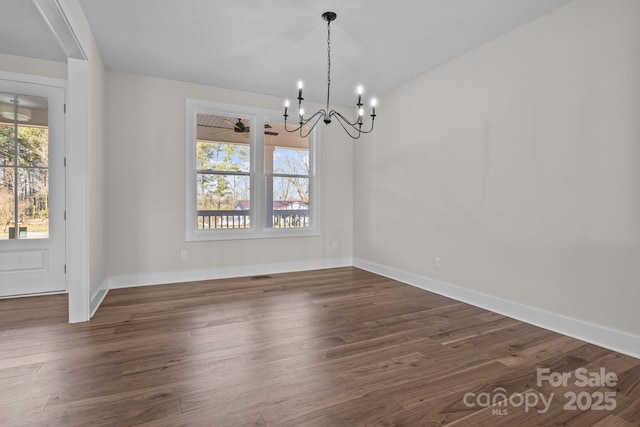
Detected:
left=283, top=11, right=377, bottom=140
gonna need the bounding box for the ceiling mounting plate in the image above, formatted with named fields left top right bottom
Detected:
left=322, top=12, right=337, bottom=22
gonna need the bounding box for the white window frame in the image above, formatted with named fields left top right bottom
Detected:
left=186, top=99, right=320, bottom=241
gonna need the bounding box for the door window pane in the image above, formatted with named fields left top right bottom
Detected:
left=18, top=168, right=49, bottom=238
left=0, top=93, right=49, bottom=240
left=0, top=122, right=15, bottom=166
left=0, top=166, right=16, bottom=239
left=18, top=127, right=48, bottom=167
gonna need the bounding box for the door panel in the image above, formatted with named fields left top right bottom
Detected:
left=0, top=80, right=65, bottom=296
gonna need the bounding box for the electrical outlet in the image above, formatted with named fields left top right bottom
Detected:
left=180, top=250, right=188, bottom=261
left=434, top=257, right=441, bottom=270
left=332, top=241, right=339, bottom=250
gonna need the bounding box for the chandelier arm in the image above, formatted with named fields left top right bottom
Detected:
left=329, top=110, right=376, bottom=139
left=330, top=111, right=365, bottom=139
left=360, top=118, right=375, bottom=134
left=283, top=113, right=304, bottom=133
left=329, top=110, right=360, bottom=128
left=329, top=110, right=376, bottom=133
left=299, top=113, right=324, bottom=138
left=284, top=110, right=326, bottom=134
left=283, top=120, right=303, bottom=134
left=305, top=109, right=326, bottom=123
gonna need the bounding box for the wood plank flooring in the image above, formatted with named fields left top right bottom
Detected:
left=0, top=267, right=638, bottom=426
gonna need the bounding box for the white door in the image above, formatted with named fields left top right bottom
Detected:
left=0, top=79, right=65, bottom=297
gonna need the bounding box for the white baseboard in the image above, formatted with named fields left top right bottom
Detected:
left=354, top=258, right=640, bottom=360
left=109, top=257, right=353, bottom=290
left=89, top=278, right=109, bottom=318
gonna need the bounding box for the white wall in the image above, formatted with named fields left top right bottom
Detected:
left=106, top=71, right=353, bottom=286
left=0, top=54, right=67, bottom=79
left=355, top=0, right=640, bottom=340
left=86, top=40, right=107, bottom=304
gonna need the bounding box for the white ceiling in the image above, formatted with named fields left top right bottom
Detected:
left=2, top=0, right=571, bottom=107
left=0, top=0, right=67, bottom=62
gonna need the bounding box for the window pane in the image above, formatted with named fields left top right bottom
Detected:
left=196, top=173, right=250, bottom=229
left=266, top=176, right=309, bottom=229
left=0, top=123, right=14, bottom=166
left=196, top=113, right=251, bottom=172
left=0, top=92, right=16, bottom=166
left=196, top=140, right=250, bottom=172
left=273, top=147, right=309, bottom=175
left=18, top=127, right=48, bottom=167
left=264, top=120, right=309, bottom=174
left=263, top=120, right=311, bottom=229
left=0, top=166, right=15, bottom=240
left=17, top=95, right=48, bottom=168
left=18, top=168, right=48, bottom=239
left=1, top=93, right=49, bottom=240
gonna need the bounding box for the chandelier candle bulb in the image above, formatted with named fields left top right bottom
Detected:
left=357, top=85, right=363, bottom=106
left=284, top=99, right=289, bottom=116
left=371, top=98, right=377, bottom=116
left=297, top=81, right=303, bottom=100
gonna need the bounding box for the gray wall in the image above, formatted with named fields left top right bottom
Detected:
left=106, top=71, right=354, bottom=285
left=354, top=0, right=640, bottom=337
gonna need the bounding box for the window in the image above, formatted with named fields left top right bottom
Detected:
left=186, top=99, right=319, bottom=240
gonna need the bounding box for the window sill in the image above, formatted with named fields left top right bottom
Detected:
left=186, top=227, right=320, bottom=242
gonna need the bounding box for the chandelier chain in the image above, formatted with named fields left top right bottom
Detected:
left=326, top=20, right=331, bottom=112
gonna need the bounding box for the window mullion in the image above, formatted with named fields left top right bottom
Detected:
left=252, top=112, right=265, bottom=231
left=12, top=94, right=19, bottom=238
left=269, top=173, right=310, bottom=179
left=196, top=170, right=250, bottom=177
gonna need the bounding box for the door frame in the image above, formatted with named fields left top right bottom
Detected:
left=65, top=59, right=90, bottom=323
left=0, top=69, right=91, bottom=323
left=0, top=67, right=91, bottom=322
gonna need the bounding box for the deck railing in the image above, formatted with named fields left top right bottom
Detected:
left=197, top=209, right=309, bottom=229
left=271, top=210, right=310, bottom=228
left=197, top=210, right=250, bottom=229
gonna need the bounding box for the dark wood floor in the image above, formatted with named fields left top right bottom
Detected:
left=0, top=267, right=638, bottom=426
